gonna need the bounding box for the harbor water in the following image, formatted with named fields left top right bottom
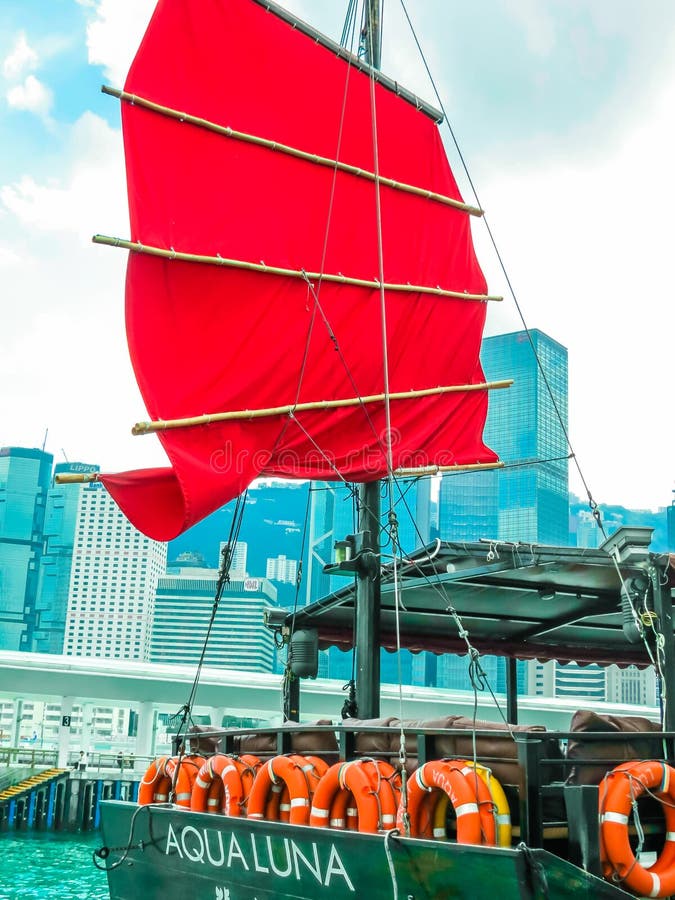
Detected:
left=0, top=832, right=108, bottom=900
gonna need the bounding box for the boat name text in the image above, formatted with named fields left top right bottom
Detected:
left=165, top=823, right=355, bottom=891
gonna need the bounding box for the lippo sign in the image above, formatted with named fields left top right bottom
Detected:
left=165, top=822, right=355, bottom=892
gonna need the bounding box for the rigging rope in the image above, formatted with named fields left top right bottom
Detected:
left=364, top=0, right=410, bottom=817
left=396, top=0, right=606, bottom=542
left=168, top=490, right=248, bottom=782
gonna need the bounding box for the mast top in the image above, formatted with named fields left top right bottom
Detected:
left=252, top=0, right=442, bottom=121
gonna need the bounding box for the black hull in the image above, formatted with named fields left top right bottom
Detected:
left=100, top=801, right=632, bottom=900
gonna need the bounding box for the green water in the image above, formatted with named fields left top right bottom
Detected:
left=0, top=832, right=109, bottom=900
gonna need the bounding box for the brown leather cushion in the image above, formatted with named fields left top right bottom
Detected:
left=566, top=709, right=663, bottom=785
left=233, top=720, right=338, bottom=756
left=433, top=717, right=557, bottom=786
left=346, top=716, right=461, bottom=755
left=344, top=716, right=561, bottom=786
left=188, top=724, right=222, bottom=755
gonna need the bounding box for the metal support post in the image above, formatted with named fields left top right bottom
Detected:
left=355, top=481, right=380, bottom=719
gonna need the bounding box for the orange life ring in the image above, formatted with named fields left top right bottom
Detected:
left=247, top=755, right=311, bottom=825
left=190, top=754, right=261, bottom=815
left=399, top=760, right=483, bottom=844
left=328, top=760, right=401, bottom=831
left=328, top=787, right=353, bottom=829
left=310, top=760, right=386, bottom=833
left=456, top=761, right=496, bottom=845
left=258, top=755, right=327, bottom=822
left=421, top=762, right=506, bottom=845
left=164, top=755, right=205, bottom=808
left=362, top=759, right=400, bottom=830
left=600, top=759, right=675, bottom=898
left=138, top=756, right=169, bottom=805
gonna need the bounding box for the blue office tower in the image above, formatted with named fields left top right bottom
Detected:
left=0, top=447, right=53, bottom=651
left=440, top=329, right=569, bottom=545
left=308, top=478, right=435, bottom=683
left=34, top=462, right=100, bottom=653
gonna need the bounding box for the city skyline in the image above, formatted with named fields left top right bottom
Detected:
left=0, top=2, right=674, bottom=511
left=0, top=437, right=669, bottom=709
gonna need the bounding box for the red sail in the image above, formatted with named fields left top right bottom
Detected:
left=100, top=0, right=498, bottom=540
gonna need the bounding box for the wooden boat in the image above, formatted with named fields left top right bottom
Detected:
left=62, top=0, right=675, bottom=896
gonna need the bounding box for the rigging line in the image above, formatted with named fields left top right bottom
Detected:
left=284, top=483, right=315, bottom=718
left=289, top=12, right=395, bottom=501
left=340, top=0, right=359, bottom=46
left=286, top=411, right=359, bottom=498
left=397, top=0, right=604, bottom=539
left=366, top=1, right=407, bottom=776
left=278, top=10, right=360, bottom=455
left=171, top=491, right=248, bottom=752
left=298, top=276, right=391, bottom=468
left=380, top=520, right=518, bottom=736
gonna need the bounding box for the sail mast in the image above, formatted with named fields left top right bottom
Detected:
left=354, top=0, right=382, bottom=720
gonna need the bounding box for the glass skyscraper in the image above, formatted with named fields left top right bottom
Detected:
left=33, top=462, right=100, bottom=654
left=306, top=477, right=436, bottom=683
left=0, top=446, right=53, bottom=651
left=440, top=329, right=569, bottom=544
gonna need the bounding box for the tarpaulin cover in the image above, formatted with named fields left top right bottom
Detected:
left=100, top=0, right=498, bottom=540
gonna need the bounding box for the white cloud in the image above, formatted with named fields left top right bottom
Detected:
left=84, top=0, right=155, bottom=87
left=1, top=111, right=128, bottom=241
left=505, top=0, right=556, bottom=57
left=477, top=66, right=675, bottom=510
left=0, top=244, right=23, bottom=267
left=6, top=74, right=53, bottom=118
left=0, top=109, right=161, bottom=474
left=2, top=32, right=38, bottom=80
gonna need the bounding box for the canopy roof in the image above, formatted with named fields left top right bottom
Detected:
left=267, top=527, right=674, bottom=668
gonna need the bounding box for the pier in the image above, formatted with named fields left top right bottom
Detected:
left=0, top=759, right=143, bottom=832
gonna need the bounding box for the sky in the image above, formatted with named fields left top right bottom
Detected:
left=0, top=0, right=673, bottom=512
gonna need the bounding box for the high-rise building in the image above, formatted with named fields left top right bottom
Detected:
left=168, top=482, right=309, bottom=576
left=62, top=483, right=166, bottom=660
left=306, top=478, right=435, bottom=681
left=266, top=554, right=297, bottom=584
left=0, top=446, right=53, bottom=651
left=307, top=478, right=435, bottom=607
left=150, top=568, right=278, bottom=670
left=219, top=540, right=248, bottom=577
left=34, top=462, right=100, bottom=654
left=606, top=665, right=656, bottom=707
left=439, top=329, right=569, bottom=545
left=529, top=659, right=606, bottom=701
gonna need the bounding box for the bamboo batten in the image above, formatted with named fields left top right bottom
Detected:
left=103, top=86, right=483, bottom=217
left=394, top=461, right=504, bottom=476
left=55, top=473, right=100, bottom=484
left=131, top=380, right=513, bottom=435
left=92, top=235, right=503, bottom=303
left=53, top=463, right=504, bottom=482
